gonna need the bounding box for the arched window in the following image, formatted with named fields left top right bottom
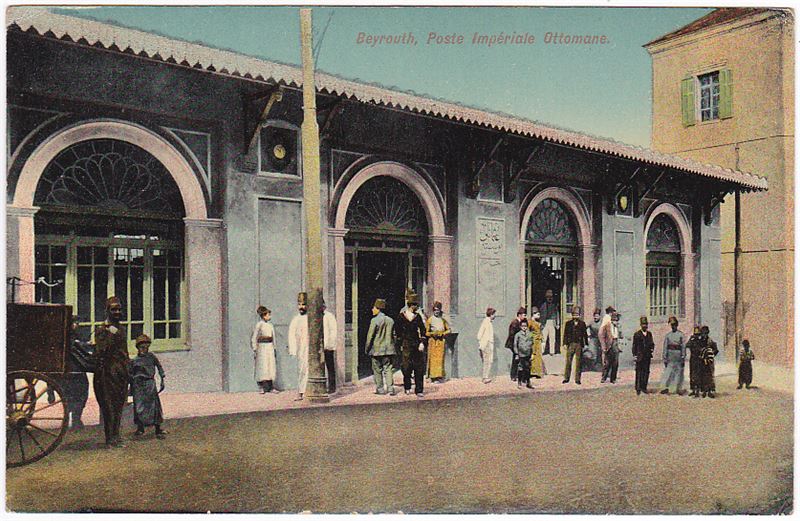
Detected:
left=646, top=213, right=682, bottom=317
left=33, top=139, right=186, bottom=351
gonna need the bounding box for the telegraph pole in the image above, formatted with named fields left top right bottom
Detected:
left=299, top=8, right=329, bottom=403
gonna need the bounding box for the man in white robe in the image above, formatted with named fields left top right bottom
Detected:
left=288, top=292, right=310, bottom=401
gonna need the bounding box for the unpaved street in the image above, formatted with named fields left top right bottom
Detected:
left=6, top=375, right=792, bottom=514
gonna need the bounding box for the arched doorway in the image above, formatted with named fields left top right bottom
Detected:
left=523, top=198, right=580, bottom=354
left=343, top=176, right=429, bottom=379
left=32, top=138, right=187, bottom=350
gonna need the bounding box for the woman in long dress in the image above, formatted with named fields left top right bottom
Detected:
left=426, top=301, right=450, bottom=383
left=530, top=307, right=546, bottom=378
left=251, top=306, right=278, bottom=393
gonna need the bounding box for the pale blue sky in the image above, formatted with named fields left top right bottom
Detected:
left=54, top=6, right=712, bottom=147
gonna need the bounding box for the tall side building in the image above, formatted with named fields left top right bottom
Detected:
left=646, top=8, right=794, bottom=366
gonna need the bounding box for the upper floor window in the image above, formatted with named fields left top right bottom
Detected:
left=681, top=69, right=733, bottom=127
left=698, top=71, right=719, bottom=121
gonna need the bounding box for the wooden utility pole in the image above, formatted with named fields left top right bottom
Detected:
left=299, top=8, right=329, bottom=403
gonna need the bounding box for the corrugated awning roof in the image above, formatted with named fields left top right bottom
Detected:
left=7, top=6, right=768, bottom=191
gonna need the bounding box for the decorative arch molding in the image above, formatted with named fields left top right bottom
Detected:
left=330, top=157, right=445, bottom=227
left=13, top=119, right=208, bottom=219
left=333, top=161, right=446, bottom=236
left=643, top=202, right=692, bottom=255
left=519, top=186, right=592, bottom=246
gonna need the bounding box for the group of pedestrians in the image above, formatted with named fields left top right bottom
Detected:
left=251, top=292, right=337, bottom=400
left=365, top=290, right=451, bottom=397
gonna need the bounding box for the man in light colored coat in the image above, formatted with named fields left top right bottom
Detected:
left=366, top=298, right=397, bottom=395
left=322, top=301, right=338, bottom=394
left=477, top=307, right=497, bottom=383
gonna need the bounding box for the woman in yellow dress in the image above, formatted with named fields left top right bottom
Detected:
left=426, top=301, right=450, bottom=383
left=530, top=306, right=546, bottom=378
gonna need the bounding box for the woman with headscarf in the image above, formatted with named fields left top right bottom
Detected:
left=425, top=301, right=450, bottom=384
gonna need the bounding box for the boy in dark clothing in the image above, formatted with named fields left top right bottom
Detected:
left=686, top=326, right=703, bottom=397
left=699, top=326, right=719, bottom=398
left=129, top=334, right=167, bottom=439
left=513, top=319, right=534, bottom=389
left=738, top=339, right=755, bottom=389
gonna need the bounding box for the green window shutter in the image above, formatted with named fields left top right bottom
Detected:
left=719, top=69, right=733, bottom=119
left=681, top=77, right=695, bottom=127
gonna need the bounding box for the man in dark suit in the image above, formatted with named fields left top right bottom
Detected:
left=562, top=306, right=588, bottom=384
left=504, top=307, right=527, bottom=382
left=631, top=316, right=655, bottom=395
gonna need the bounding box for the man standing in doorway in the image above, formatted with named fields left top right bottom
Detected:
left=288, top=292, right=310, bottom=401
left=505, top=307, right=527, bottom=381
left=396, top=291, right=427, bottom=397
left=562, top=306, right=588, bottom=385
left=366, top=298, right=396, bottom=396
left=631, top=316, right=655, bottom=395
left=540, top=289, right=560, bottom=355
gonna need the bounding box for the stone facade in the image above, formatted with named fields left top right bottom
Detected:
left=647, top=8, right=794, bottom=366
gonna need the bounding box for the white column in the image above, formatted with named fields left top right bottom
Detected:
left=183, top=217, right=225, bottom=391
left=428, top=235, right=454, bottom=312
left=329, top=227, right=349, bottom=386
left=7, top=205, right=39, bottom=303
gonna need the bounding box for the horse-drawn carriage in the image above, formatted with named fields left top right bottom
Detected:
left=6, top=301, right=78, bottom=467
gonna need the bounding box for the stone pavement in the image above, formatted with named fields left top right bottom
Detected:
left=76, top=356, right=792, bottom=426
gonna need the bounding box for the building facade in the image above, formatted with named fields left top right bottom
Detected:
left=7, top=8, right=767, bottom=393
left=646, top=8, right=794, bottom=366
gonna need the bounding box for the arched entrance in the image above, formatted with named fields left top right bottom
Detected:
left=519, top=188, right=595, bottom=350
left=344, top=176, right=429, bottom=378
left=31, top=138, right=187, bottom=349
left=330, top=161, right=450, bottom=384
left=8, top=121, right=223, bottom=371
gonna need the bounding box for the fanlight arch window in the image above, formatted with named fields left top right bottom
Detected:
left=526, top=198, right=578, bottom=247
left=35, top=139, right=185, bottom=216
left=646, top=213, right=683, bottom=318
left=345, top=176, right=428, bottom=237
left=33, top=138, right=186, bottom=352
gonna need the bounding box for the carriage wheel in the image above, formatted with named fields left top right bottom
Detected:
left=6, top=370, right=69, bottom=468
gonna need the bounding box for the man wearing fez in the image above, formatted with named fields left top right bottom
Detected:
left=94, top=296, right=130, bottom=448
left=366, top=298, right=396, bottom=396
left=562, top=306, right=588, bottom=385
left=600, top=308, right=622, bottom=383
left=631, top=316, right=655, bottom=395
left=288, top=292, right=310, bottom=401
left=505, top=307, right=527, bottom=382
left=396, top=291, right=427, bottom=397
left=540, top=289, right=560, bottom=355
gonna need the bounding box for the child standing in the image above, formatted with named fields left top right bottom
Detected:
left=251, top=306, right=278, bottom=393
left=738, top=339, right=755, bottom=389
left=129, top=334, right=166, bottom=439
left=514, top=319, right=534, bottom=389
